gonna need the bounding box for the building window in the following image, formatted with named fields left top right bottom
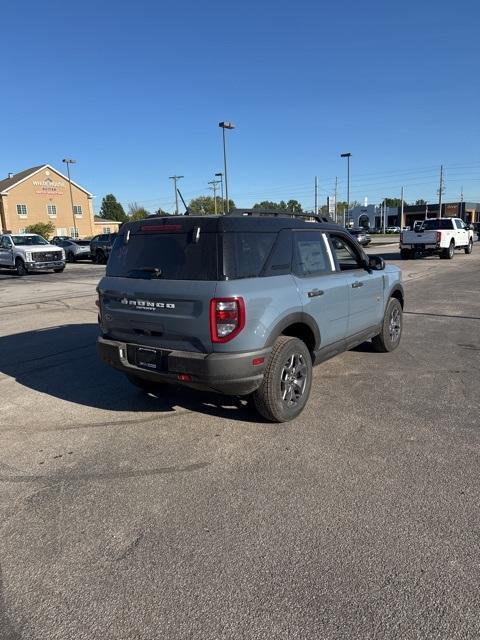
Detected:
left=18, top=228, right=26, bottom=234
left=47, top=204, right=57, bottom=217
left=16, top=204, right=28, bottom=217
left=103, top=227, right=111, bottom=233
left=70, top=227, right=80, bottom=239
left=56, top=228, right=68, bottom=236
left=73, top=205, right=83, bottom=217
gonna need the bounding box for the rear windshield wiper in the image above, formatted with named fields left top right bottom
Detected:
left=126, top=267, right=163, bottom=278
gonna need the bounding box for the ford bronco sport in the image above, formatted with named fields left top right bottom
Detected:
left=97, top=211, right=404, bottom=422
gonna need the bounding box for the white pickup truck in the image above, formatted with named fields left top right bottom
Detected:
left=400, top=218, right=474, bottom=260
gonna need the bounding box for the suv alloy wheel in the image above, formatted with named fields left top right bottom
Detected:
left=253, top=336, right=312, bottom=422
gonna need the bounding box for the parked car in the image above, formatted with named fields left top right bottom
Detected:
left=51, top=235, right=74, bottom=243
left=400, top=217, right=473, bottom=259
left=97, top=212, right=404, bottom=423
left=348, top=228, right=371, bottom=246
left=0, top=233, right=65, bottom=275
left=90, top=233, right=118, bottom=264
left=386, top=226, right=401, bottom=234
left=53, top=238, right=91, bottom=262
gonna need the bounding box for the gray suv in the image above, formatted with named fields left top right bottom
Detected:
left=97, top=212, right=404, bottom=422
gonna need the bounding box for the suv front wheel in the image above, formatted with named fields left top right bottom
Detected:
left=371, top=298, right=403, bottom=352
left=253, top=336, right=312, bottom=423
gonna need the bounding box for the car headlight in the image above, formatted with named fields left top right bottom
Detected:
left=61, top=249, right=65, bottom=259
left=25, top=251, right=32, bottom=261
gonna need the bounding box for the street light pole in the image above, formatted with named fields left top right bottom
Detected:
left=62, top=158, right=77, bottom=238
left=215, top=172, right=224, bottom=214
left=219, top=122, right=235, bottom=213
left=340, top=152, right=352, bottom=227
left=169, top=175, right=184, bottom=215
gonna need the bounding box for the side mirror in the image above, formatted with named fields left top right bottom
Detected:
left=464, top=224, right=471, bottom=231
left=368, top=255, right=385, bottom=271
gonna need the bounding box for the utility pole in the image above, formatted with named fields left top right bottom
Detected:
left=460, top=185, right=464, bottom=220
left=219, top=122, right=235, bottom=213
left=169, top=175, right=184, bottom=215
left=334, top=176, right=338, bottom=223
left=383, top=199, right=386, bottom=234
left=208, top=179, right=221, bottom=215
left=400, top=186, right=404, bottom=229
left=314, top=176, right=318, bottom=215
left=438, top=165, right=444, bottom=218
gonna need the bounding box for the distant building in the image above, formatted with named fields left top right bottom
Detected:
left=0, top=164, right=95, bottom=237
left=93, top=216, right=121, bottom=234
left=349, top=201, right=480, bottom=229
left=402, top=202, right=480, bottom=228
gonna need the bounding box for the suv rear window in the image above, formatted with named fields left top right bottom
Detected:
left=106, top=231, right=218, bottom=280
left=223, top=232, right=277, bottom=279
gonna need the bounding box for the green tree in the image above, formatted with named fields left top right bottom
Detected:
left=384, top=198, right=407, bottom=207
left=128, top=202, right=150, bottom=221
left=188, top=196, right=235, bottom=214
left=253, top=199, right=303, bottom=212
left=154, top=207, right=170, bottom=216
left=415, top=199, right=427, bottom=206
left=25, top=222, right=55, bottom=239
left=99, top=194, right=127, bottom=222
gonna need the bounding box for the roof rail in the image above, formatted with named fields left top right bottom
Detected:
left=228, top=208, right=333, bottom=223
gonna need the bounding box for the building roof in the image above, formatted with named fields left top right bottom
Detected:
left=0, top=165, right=45, bottom=193
left=94, top=216, right=120, bottom=224
left=0, top=164, right=92, bottom=196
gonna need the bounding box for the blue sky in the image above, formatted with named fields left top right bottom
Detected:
left=1, top=0, right=479, bottom=212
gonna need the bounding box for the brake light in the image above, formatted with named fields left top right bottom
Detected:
left=210, top=298, right=245, bottom=343
left=436, top=231, right=442, bottom=243
left=140, top=224, right=183, bottom=233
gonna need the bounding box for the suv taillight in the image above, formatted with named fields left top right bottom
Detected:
left=210, top=298, right=245, bottom=343
left=436, top=231, right=442, bottom=243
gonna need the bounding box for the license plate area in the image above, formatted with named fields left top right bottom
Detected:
left=128, top=346, right=169, bottom=371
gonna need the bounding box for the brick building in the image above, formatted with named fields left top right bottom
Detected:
left=0, top=164, right=96, bottom=238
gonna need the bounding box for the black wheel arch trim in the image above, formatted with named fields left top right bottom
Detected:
left=388, top=283, right=405, bottom=308
left=264, top=312, right=321, bottom=352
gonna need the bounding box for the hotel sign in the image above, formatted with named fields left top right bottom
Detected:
left=32, top=177, right=66, bottom=195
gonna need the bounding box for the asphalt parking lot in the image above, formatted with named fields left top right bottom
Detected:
left=1, top=245, right=479, bottom=639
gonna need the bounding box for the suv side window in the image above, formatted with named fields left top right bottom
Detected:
left=1, top=237, right=12, bottom=249
left=292, top=231, right=332, bottom=277
left=329, top=233, right=365, bottom=271
left=454, top=219, right=464, bottom=229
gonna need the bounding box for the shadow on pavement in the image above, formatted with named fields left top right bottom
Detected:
left=0, top=324, right=261, bottom=423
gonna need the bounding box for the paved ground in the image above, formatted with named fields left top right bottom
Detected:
left=0, top=246, right=479, bottom=639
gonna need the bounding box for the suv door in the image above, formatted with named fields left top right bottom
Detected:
left=328, top=232, right=384, bottom=336
left=292, top=230, right=349, bottom=348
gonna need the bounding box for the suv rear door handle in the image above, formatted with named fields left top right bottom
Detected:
left=351, top=281, right=364, bottom=288
left=308, top=289, right=324, bottom=297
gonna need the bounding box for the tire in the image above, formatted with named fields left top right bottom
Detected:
left=54, top=267, right=65, bottom=273
left=400, top=248, right=411, bottom=260
left=372, top=298, right=403, bottom=353
left=15, top=258, right=28, bottom=276
left=126, top=374, right=163, bottom=394
left=252, top=336, right=312, bottom=423
left=442, top=241, right=455, bottom=260
left=465, top=239, right=473, bottom=254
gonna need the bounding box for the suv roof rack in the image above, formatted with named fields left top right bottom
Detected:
left=228, top=208, right=334, bottom=223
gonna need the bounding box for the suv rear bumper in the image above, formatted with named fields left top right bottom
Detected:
left=97, top=337, right=270, bottom=396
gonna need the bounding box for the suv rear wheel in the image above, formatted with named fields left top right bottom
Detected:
left=465, top=239, right=473, bottom=254
left=372, top=298, right=402, bottom=352
left=253, top=336, right=312, bottom=422
left=400, top=248, right=411, bottom=260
